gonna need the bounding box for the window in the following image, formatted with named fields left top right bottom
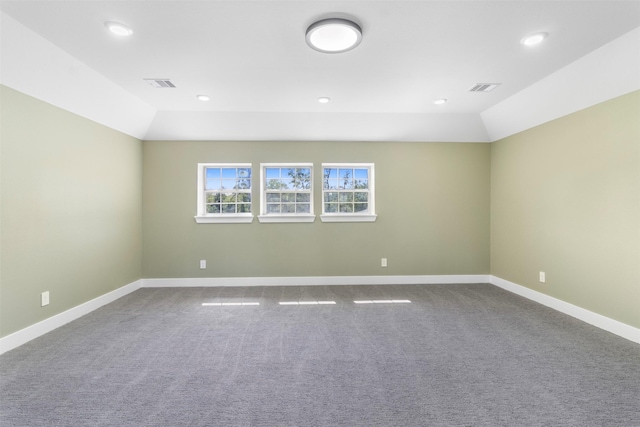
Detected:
left=194, top=163, right=253, bottom=224
left=321, top=163, right=376, bottom=222
left=259, top=164, right=315, bottom=223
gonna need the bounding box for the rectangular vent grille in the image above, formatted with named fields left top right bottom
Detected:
left=469, top=83, right=500, bottom=92
left=144, top=79, right=176, bottom=88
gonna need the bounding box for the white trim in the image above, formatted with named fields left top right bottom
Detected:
left=320, top=214, right=377, bottom=223
left=490, top=276, right=640, bottom=345
left=194, top=214, right=254, bottom=224
left=0, top=280, right=142, bottom=355
left=258, top=214, right=316, bottom=223
left=142, top=275, right=489, bottom=288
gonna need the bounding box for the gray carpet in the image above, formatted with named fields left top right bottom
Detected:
left=1, top=284, right=639, bottom=426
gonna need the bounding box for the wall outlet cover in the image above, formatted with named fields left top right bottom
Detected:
left=41, top=291, right=50, bottom=307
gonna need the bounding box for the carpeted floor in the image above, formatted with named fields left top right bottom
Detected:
left=1, top=284, right=639, bottom=426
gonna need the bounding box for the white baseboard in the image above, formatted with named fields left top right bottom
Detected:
left=0, top=280, right=142, bottom=355
left=490, top=275, right=640, bottom=345
left=142, top=274, right=491, bottom=288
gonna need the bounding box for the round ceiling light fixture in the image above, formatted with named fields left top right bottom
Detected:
left=433, top=98, right=448, bottom=105
left=306, top=18, right=362, bottom=53
left=521, top=32, right=548, bottom=47
left=196, top=94, right=210, bottom=102
left=105, top=21, right=133, bottom=36
left=318, top=97, right=331, bottom=104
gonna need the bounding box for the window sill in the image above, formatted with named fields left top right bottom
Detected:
left=258, top=214, right=316, bottom=223
left=320, top=214, right=377, bottom=223
left=194, top=214, right=254, bottom=224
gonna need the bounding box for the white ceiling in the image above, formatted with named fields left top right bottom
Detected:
left=1, top=0, right=639, bottom=142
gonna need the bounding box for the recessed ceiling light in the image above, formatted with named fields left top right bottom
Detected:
left=521, top=32, right=548, bottom=47
left=318, top=97, right=331, bottom=104
left=434, top=98, right=447, bottom=105
left=196, top=95, right=210, bottom=102
left=306, top=18, right=362, bottom=53
left=104, top=21, right=133, bottom=36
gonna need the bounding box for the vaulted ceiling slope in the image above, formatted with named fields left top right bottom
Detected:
left=1, top=1, right=639, bottom=142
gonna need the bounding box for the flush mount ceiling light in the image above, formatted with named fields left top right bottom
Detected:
left=196, top=95, right=210, bottom=102
left=521, top=32, right=548, bottom=47
left=433, top=98, right=447, bottom=105
left=318, top=97, right=331, bottom=104
left=306, top=18, right=362, bottom=53
left=104, top=21, right=133, bottom=36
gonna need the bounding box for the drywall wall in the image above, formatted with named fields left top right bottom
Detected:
left=491, top=91, right=640, bottom=328
left=0, top=86, right=143, bottom=337
left=142, top=140, right=491, bottom=279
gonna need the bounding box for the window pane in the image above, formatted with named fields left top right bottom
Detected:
left=296, top=193, right=310, bottom=203
left=221, top=193, right=236, bottom=203
left=266, top=179, right=281, bottom=190
left=206, top=179, right=222, bottom=191
left=238, top=168, right=251, bottom=178
left=354, top=192, right=368, bottom=203
left=266, top=193, right=280, bottom=202
left=282, top=204, right=296, bottom=213
left=297, top=204, right=310, bottom=213
left=339, top=204, right=354, bottom=213
left=266, top=168, right=280, bottom=179
left=205, top=168, right=222, bottom=190
left=339, top=192, right=354, bottom=203
left=295, top=168, right=311, bottom=189
left=324, top=168, right=337, bottom=179
left=222, top=204, right=236, bottom=213
left=221, top=168, right=236, bottom=179
left=281, top=178, right=293, bottom=190
left=238, top=204, right=251, bottom=213
left=323, top=169, right=337, bottom=189
left=281, top=193, right=295, bottom=203
left=354, top=169, right=368, bottom=180
left=206, top=167, right=220, bottom=179
left=237, top=193, right=251, bottom=203
left=266, top=204, right=280, bottom=214
left=354, top=203, right=368, bottom=212
left=221, top=179, right=236, bottom=189
left=206, top=193, right=221, bottom=203
left=325, top=178, right=338, bottom=190
left=339, top=169, right=353, bottom=189
left=206, top=204, right=220, bottom=213
left=324, top=192, right=338, bottom=203
left=237, top=178, right=251, bottom=189
left=354, top=179, right=368, bottom=189
left=325, top=203, right=338, bottom=213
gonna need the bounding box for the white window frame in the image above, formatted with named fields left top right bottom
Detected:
left=194, top=163, right=254, bottom=224
left=258, top=163, right=315, bottom=223
left=320, top=163, right=376, bottom=223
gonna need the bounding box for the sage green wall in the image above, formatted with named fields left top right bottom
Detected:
left=490, top=91, right=640, bottom=328
left=0, top=86, right=143, bottom=337
left=142, top=141, right=490, bottom=278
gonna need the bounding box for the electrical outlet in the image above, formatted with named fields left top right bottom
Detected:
left=539, top=271, right=546, bottom=283
left=41, top=291, right=50, bottom=307
left=200, top=260, right=207, bottom=269
left=381, top=258, right=388, bottom=268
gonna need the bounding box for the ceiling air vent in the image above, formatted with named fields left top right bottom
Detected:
left=469, top=83, right=500, bottom=93
left=144, top=79, right=176, bottom=88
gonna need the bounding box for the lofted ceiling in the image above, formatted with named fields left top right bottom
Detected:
left=1, top=0, right=639, bottom=142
